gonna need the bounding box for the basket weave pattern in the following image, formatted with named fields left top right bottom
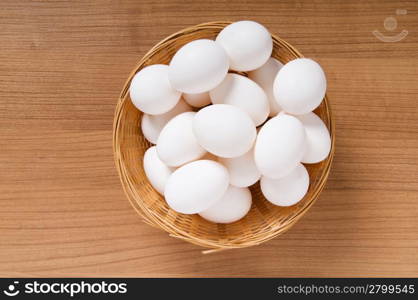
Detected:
left=113, top=21, right=335, bottom=252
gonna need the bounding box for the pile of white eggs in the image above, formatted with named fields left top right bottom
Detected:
left=130, top=21, right=331, bottom=224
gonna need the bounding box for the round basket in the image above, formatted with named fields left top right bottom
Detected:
left=113, top=21, right=335, bottom=253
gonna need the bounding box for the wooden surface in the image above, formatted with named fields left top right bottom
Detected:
left=0, top=0, right=417, bottom=277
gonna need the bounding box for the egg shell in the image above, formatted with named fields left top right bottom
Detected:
left=157, top=112, right=206, bottom=167
left=215, top=20, right=273, bottom=71
left=218, top=146, right=260, bottom=187
left=193, top=104, right=256, bottom=158
left=255, top=114, right=306, bottom=179
left=130, top=64, right=181, bottom=115
left=248, top=57, right=283, bottom=117
left=298, top=112, right=331, bottom=163
left=210, top=73, right=269, bottom=126
left=168, top=39, right=229, bottom=93
left=141, top=99, right=192, bottom=144
left=183, top=92, right=211, bottom=108
left=143, top=146, right=174, bottom=195
left=273, top=58, right=327, bottom=115
left=199, top=185, right=252, bottom=223
left=260, top=163, right=309, bottom=207
left=165, top=160, right=229, bottom=214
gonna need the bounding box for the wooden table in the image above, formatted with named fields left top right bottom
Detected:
left=1, top=0, right=417, bottom=277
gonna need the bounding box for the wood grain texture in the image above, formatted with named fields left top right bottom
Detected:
left=0, top=0, right=417, bottom=277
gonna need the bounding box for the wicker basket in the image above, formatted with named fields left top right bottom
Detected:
left=113, top=21, right=335, bottom=253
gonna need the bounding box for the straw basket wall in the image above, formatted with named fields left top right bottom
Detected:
left=113, top=21, right=335, bottom=253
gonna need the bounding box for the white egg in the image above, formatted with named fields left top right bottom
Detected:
left=168, top=39, right=229, bottom=93
left=143, top=146, right=174, bottom=195
left=141, top=99, right=192, bottom=144
left=216, top=20, right=273, bottom=71
left=130, top=64, right=181, bottom=115
left=255, top=114, right=306, bottom=179
left=297, top=112, right=331, bottom=163
left=261, top=163, right=309, bottom=206
left=248, top=57, right=283, bottom=117
left=199, top=185, right=252, bottom=223
left=210, top=73, right=269, bottom=126
left=193, top=104, right=256, bottom=158
left=165, top=160, right=229, bottom=214
left=273, top=58, right=327, bottom=115
left=157, top=112, right=206, bottom=167
left=183, top=92, right=211, bottom=108
left=218, top=147, right=260, bottom=187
